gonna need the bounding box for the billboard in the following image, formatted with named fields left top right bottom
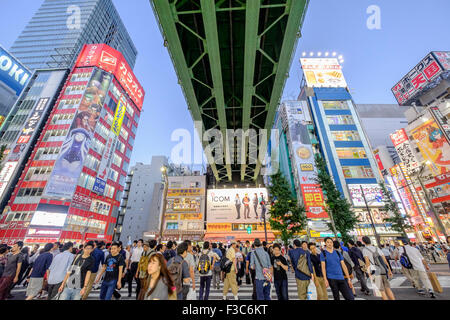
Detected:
left=433, top=51, right=450, bottom=71
left=348, top=184, right=384, bottom=207
left=75, top=44, right=144, bottom=111
left=410, top=118, right=450, bottom=176
left=300, top=58, right=347, bottom=88
left=206, top=188, right=269, bottom=224
left=390, top=129, right=419, bottom=174
left=44, top=69, right=112, bottom=200
left=0, top=45, right=31, bottom=96
left=392, top=52, right=444, bottom=105
left=0, top=161, right=18, bottom=199
left=30, top=204, right=69, bottom=228
left=301, top=184, right=328, bottom=219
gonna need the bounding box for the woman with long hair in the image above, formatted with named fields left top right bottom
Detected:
left=140, top=253, right=176, bottom=300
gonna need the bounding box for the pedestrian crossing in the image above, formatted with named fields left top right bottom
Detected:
left=10, top=272, right=450, bottom=300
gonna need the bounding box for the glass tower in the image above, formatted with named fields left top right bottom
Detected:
left=9, top=0, right=137, bottom=70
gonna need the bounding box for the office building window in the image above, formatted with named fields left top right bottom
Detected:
left=327, top=115, right=355, bottom=125
left=322, top=101, right=349, bottom=110
left=331, top=131, right=361, bottom=141
left=336, top=148, right=367, bottom=159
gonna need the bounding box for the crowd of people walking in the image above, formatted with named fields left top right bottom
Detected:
left=0, top=236, right=448, bottom=300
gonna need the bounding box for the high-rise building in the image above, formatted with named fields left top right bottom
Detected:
left=10, top=0, right=137, bottom=70
left=117, top=157, right=168, bottom=243
left=0, top=44, right=144, bottom=246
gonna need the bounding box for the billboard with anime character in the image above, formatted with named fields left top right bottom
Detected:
left=410, top=118, right=450, bottom=176
left=43, top=69, right=112, bottom=200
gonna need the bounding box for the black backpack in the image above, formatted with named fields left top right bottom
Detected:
left=220, top=256, right=232, bottom=273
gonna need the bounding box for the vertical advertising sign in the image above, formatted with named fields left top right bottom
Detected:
left=0, top=162, right=18, bottom=199
left=44, top=69, right=112, bottom=200
left=92, top=96, right=126, bottom=195
left=410, top=118, right=450, bottom=176
left=300, top=184, right=328, bottom=219
left=390, top=129, right=419, bottom=174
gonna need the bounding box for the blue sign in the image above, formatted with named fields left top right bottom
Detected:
left=93, top=177, right=106, bottom=195
left=0, top=45, right=31, bottom=96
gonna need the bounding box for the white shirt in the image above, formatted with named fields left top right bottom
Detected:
left=130, top=247, right=143, bottom=263
left=381, top=248, right=391, bottom=257
left=185, top=252, right=195, bottom=270
left=398, top=245, right=426, bottom=272
left=362, top=245, right=385, bottom=266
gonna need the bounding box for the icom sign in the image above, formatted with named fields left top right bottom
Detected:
left=0, top=45, right=31, bottom=96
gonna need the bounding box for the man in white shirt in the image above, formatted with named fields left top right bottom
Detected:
left=183, top=240, right=196, bottom=292
left=397, top=240, right=435, bottom=298
left=362, top=236, right=395, bottom=300
left=129, top=239, right=143, bottom=299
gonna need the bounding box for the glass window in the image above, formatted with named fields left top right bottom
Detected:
left=336, top=148, right=367, bottom=159
left=331, top=131, right=361, bottom=141
left=342, top=166, right=374, bottom=179
left=322, top=101, right=349, bottom=110
left=327, top=115, right=355, bottom=125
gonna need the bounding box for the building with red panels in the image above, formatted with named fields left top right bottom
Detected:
left=0, top=44, right=145, bottom=246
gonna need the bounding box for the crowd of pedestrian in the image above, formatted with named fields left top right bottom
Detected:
left=0, top=235, right=448, bottom=300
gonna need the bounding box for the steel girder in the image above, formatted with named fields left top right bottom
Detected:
left=150, top=0, right=309, bottom=183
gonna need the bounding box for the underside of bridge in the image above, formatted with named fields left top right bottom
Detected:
left=151, top=0, right=309, bottom=183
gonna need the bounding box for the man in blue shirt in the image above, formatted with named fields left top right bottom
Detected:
left=320, top=237, right=354, bottom=300
left=288, top=239, right=314, bottom=300
left=211, top=243, right=222, bottom=290
left=250, top=238, right=273, bottom=300
left=26, top=243, right=54, bottom=300
left=82, top=240, right=105, bottom=300
left=245, top=244, right=256, bottom=300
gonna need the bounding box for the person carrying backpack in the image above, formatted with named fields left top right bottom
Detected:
left=288, top=239, right=313, bottom=300
left=320, top=237, right=354, bottom=300
left=135, top=241, right=153, bottom=300
left=361, top=236, right=395, bottom=300
left=197, top=241, right=219, bottom=300
left=167, top=242, right=190, bottom=300
left=347, top=240, right=370, bottom=295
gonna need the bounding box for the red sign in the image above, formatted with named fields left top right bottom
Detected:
left=425, top=172, right=450, bottom=188
left=301, top=184, right=328, bottom=219
left=374, top=153, right=384, bottom=171
left=75, top=44, right=145, bottom=111
left=390, top=129, right=408, bottom=147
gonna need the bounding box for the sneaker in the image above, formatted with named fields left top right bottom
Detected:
left=429, top=291, right=436, bottom=299
left=417, top=289, right=426, bottom=295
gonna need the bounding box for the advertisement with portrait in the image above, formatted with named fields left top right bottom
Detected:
left=206, top=188, right=269, bottom=224
left=354, top=208, right=390, bottom=225
left=300, top=58, right=347, bottom=88
left=410, top=117, right=450, bottom=176
left=90, top=199, right=111, bottom=216
left=390, top=129, right=419, bottom=174
left=300, top=184, right=328, bottom=219
left=348, top=184, right=384, bottom=207
left=44, top=69, right=112, bottom=200
left=166, top=197, right=202, bottom=213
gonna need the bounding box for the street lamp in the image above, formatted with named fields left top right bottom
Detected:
left=416, top=162, right=448, bottom=240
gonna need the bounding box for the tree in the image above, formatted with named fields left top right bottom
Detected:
left=0, top=145, right=6, bottom=170
left=268, top=172, right=307, bottom=247
left=379, top=180, right=410, bottom=238
left=314, top=154, right=358, bottom=244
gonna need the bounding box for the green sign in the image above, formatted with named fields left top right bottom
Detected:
left=247, top=226, right=252, bottom=234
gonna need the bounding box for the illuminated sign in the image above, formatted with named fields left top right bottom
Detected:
left=75, top=44, right=145, bottom=111
left=30, top=204, right=69, bottom=227
left=0, top=44, right=31, bottom=96
left=348, top=184, right=384, bottom=207
left=301, top=184, right=328, bottom=219
left=0, top=161, right=18, bottom=199
left=300, top=58, right=347, bottom=88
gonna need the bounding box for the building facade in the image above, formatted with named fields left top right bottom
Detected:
left=10, top=0, right=137, bottom=70
left=0, top=44, right=144, bottom=246
left=117, top=157, right=168, bottom=243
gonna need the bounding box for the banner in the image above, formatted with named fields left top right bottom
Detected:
left=300, top=184, right=328, bottom=219
left=44, top=69, right=112, bottom=200
left=300, top=58, right=347, bottom=88
left=0, top=44, right=31, bottom=96
left=410, top=118, right=450, bottom=176
left=0, top=161, right=18, bottom=199
left=167, top=188, right=204, bottom=197
left=390, top=129, right=419, bottom=174
left=30, top=204, right=69, bottom=228
left=348, top=184, right=384, bottom=207
left=206, top=188, right=269, bottom=224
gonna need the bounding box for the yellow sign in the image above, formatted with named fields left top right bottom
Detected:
left=180, top=213, right=202, bottom=220
left=112, top=97, right=126, bottom=136
left=167, top=188, right=204, bottom=197
left=207, top=223, right=232, bottom=232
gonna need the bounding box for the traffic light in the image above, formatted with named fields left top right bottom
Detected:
left=247, top=226, right=252, bottom=234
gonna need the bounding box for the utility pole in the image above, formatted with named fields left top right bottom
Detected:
left=360, top=185, right=381, bottom=247
left=159, top=166, right=169, bottom=241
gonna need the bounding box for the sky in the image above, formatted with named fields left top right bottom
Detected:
left=0, top=0, right=449, bottom=169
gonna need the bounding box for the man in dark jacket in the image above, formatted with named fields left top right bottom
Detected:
left=288, top=239, right=313, bottom=300
left=348, top=240, right=370, bottom=295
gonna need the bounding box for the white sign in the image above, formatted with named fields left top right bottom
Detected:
left=30, top=211, right=68, bottom=227
left=206, top=188, right=269, bottom=223
left=348, top=184, right=384, bottom=207
left=27, top=228, right=62, bottom=237
left=0, top=161, right=18, bottom=199
left=301, top=58, right=347, bottom=88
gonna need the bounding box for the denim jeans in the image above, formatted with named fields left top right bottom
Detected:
left=255, top=279, right=271, bottom=300
left=199, top=276, right=212, bottom=300
left=274, top=279, right=288, bottom=300
left=100, top=280, right=117, bottom=300
left=60, top=287, right=82, bottom=300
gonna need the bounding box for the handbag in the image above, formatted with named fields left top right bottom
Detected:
left=254, top=251, right=272, bottom=283
left=186, top=288, right=196, bottom=300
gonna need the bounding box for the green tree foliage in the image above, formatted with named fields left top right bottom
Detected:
left=314, top=154, right=358, bottom=243
left=268, top=172, right=307, bottom=246
left=379, top=180, right=410, bottom=237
